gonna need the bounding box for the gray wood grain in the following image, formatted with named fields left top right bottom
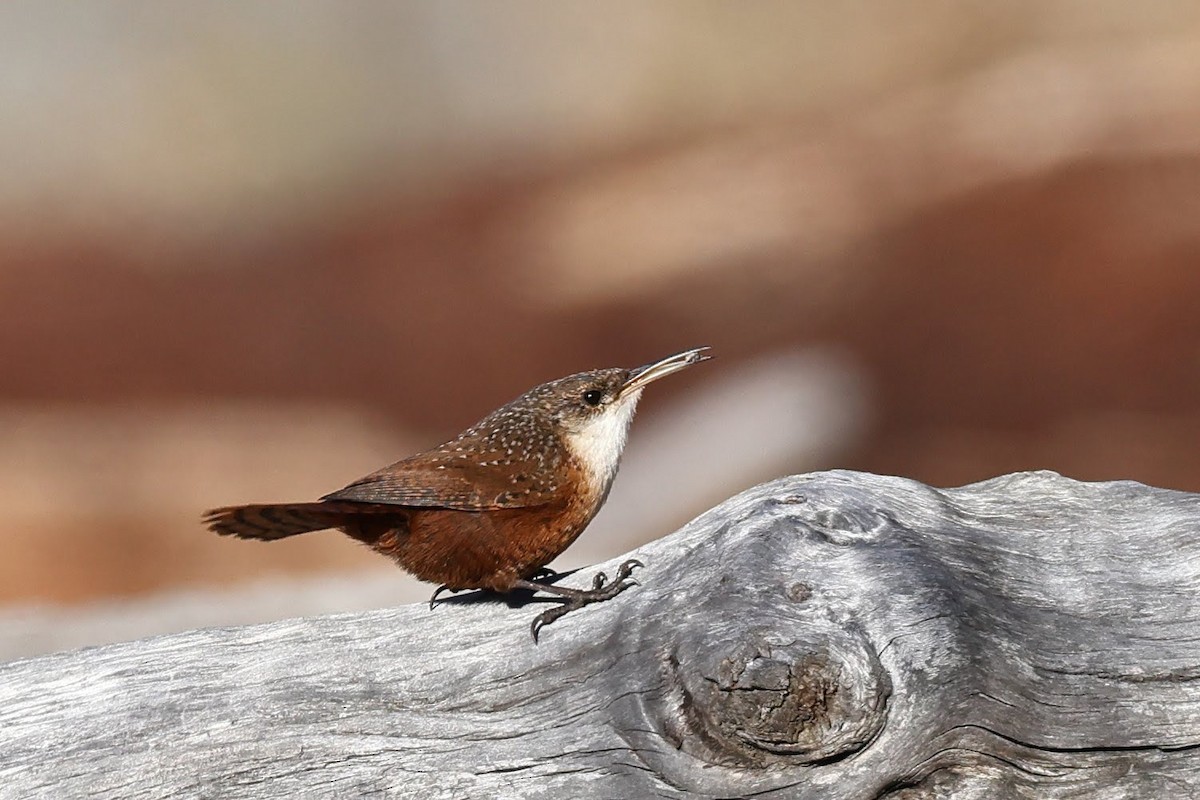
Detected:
left=3, top=470, right=1200, bottom=799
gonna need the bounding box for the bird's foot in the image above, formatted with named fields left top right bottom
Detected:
left=528, top=558, right=643, bottom=642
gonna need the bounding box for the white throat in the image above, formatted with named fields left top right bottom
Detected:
left=563, top=390, right=642, bottom=495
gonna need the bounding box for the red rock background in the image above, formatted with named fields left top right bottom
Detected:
left=3, top=5, right=1200, bottom=635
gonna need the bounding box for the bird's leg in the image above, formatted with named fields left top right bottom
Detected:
left=430, top=565, right=560, bottom=610
left=514, top=559, right=643, bottom=641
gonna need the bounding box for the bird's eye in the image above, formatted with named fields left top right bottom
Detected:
left=582, top=389, right=603, bottom=406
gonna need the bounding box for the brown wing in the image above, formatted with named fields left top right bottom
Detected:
left=321, top=454, right=560, bottom=510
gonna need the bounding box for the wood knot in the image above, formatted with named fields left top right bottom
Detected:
left=662, top=626, right=892, bottom=767
left=786, top=582, right=812, bottom=602
left=805, top=506, right=896, bottom=546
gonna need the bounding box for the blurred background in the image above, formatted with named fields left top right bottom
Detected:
left=4, top=1, right=1200, bottom=660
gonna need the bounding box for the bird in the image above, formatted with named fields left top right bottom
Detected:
left=203, top=347, right=711, bottom=639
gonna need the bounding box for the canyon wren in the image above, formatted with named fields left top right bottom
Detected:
left=203, top=347, right=711, bottom=639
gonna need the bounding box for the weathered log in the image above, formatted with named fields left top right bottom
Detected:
left=3, top=470, right=1200, bottom=799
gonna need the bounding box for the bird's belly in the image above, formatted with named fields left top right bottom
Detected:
left=375, top=503, right=588, bottom=591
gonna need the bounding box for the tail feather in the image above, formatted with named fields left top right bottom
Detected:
left=204, top=502, right=356, bottom=540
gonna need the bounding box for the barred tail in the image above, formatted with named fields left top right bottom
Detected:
left=202, top=502, right=349, bottom=540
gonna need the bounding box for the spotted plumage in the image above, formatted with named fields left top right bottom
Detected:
left=203, top=347, right=711, bottom=638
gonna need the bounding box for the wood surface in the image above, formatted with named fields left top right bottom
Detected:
left=3, top=470, right=1199, bottom=799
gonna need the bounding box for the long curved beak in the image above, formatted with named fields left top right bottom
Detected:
left=620, top=346, right=712, bottom=397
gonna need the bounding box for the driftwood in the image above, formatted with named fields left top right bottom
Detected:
left=3, top=470, right=1200, bottom=799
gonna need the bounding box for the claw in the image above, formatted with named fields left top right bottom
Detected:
left=617, top=558, right=643, bottom=579
left=531, top=603, right=573, bottom=643
left=428, top=584, right=460, bottom=609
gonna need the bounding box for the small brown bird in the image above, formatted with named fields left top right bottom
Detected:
left=204, top=347, right=710, bottom=639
